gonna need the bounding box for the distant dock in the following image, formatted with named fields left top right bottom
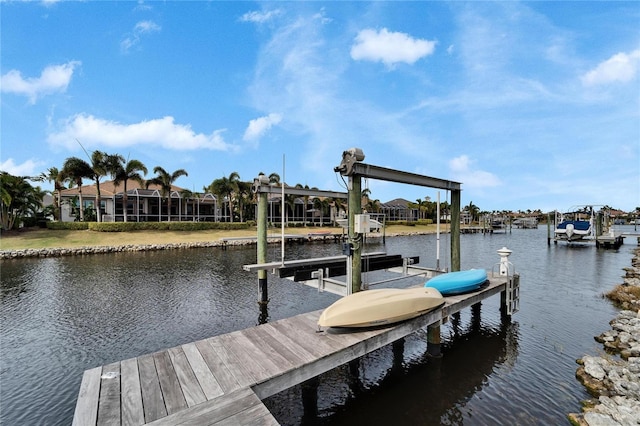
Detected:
left=220, top=232, right=345, bottom=249
left=73, top=275, right=513, bottom=425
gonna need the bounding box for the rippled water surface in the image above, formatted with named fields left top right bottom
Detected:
left=1, top=227, right=635, bottom=425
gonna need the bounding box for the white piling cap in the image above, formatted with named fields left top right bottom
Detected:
left=497, top=247, right=512, bottom=256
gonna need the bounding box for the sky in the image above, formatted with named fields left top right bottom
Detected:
left=1, top=1, right=639, bottom=213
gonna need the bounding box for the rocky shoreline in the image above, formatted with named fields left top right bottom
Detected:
left=0, top=241, right=224, bottom=259
left=569, top=248, right=640, bottom=425
left=0, top=231, right=415, bottom=260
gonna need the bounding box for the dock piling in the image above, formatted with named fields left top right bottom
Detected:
left=427, top=321, right=442, bottom=358
left=255, top=174, right=270, bottom=306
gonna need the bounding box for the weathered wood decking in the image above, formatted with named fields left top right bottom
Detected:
left=73, top=276, right=508, bottom=425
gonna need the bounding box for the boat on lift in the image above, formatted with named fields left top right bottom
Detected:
left=554, top=205, right=596, bottom=242
left=424, top=269, right=488, bottom=295
left=317, top=287, right=444, bottom=328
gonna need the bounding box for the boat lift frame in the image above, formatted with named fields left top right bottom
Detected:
left=247, top=147, right=463, bottom=300
left=334, top=148, right=462, bottom=294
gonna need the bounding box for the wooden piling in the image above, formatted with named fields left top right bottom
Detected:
left=257, top=186, right=268, bottom=305
left=451, top=189, right=461, bottom=272
left=427, top=321, right=442, bottom=358
left=349, top=175, right=362, bottom=294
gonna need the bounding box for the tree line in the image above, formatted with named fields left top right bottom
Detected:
left=0, top=150, right=343, bottom=230
left=3, top=151, right=638, bottom=231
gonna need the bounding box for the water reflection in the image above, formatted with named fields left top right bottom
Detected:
left=264, top=304, right=519, bottom=425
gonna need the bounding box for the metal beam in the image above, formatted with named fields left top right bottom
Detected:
left=253, top=185, right=347, bottom=199
left=350, top=163, right=461, bottom=191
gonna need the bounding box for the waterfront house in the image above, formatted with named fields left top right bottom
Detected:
left=380, top=198, right=418, bottom=221
left=58, top=180, right=218, bottom=222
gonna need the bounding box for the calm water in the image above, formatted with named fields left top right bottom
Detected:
left=0, top=227, right=635, bottom=425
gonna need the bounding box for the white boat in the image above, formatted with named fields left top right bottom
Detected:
left=317, top=287, right=444, bottom=328
left=554, top=206, right=595, bottom=242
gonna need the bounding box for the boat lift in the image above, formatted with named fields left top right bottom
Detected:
left=333, top=147, right=463, bottom=294
left=246, top=147, right=464, bottom=300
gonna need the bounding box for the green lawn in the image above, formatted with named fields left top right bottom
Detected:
left=1, top=224, right=441, bottom=251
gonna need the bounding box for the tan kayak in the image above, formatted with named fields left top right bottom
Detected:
left=318, top=287, right=444, bottom=328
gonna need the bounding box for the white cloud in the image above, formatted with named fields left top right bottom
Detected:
left=47, top=114, right=232, bottom=151
left=240, top=9, right=282, bottom=24
left=449, top=155, right=501, bottom=189
left=121, top=20, right=161, bottom=53
left=581, top=49, right=640, bottom=86
left=0, top=158, right=43, bottom=177
left=1, top=61, right=80, bottom=104
left=350, top=28, right=436, bottom=67
left=243, top=113, right=282, bottom=142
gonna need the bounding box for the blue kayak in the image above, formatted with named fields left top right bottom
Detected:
left=424, top=269, right=488, bottom=295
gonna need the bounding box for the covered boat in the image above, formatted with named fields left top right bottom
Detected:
left=424, top=269, right=488, bottom=295
left=553, top=205, right=595, bottom=242
left=317, top=287, right=444, bottom=328
left=554, top=219, right=592, bottom=241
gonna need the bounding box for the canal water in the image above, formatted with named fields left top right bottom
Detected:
left=0, top=226, right=635, bottom=425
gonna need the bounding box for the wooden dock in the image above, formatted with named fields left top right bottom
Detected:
left=73, top=276, right=510, bottom=425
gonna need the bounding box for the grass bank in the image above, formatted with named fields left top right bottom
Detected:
left=0, top=224, right=441, bottom=251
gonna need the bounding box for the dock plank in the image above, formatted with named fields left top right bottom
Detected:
left=204, top=335, right=256, bottom=389
left=121, top=358, right=144, bottom=426
left=180, top=342, right=224, bottom=400
left=194, top=338, right=242, bottom=393
left=241, top=326, right=302, bottom=370
left=72, top=366, right=102, bottom=426
left=217, top=332, right=282, bottom=383
left=269, top=315, right=338, bottom=357
left=153, top=351, right=187, bottom=415
left=137, top=354, right=167, bottom=423
left=167, top=346, right=206, bottom=407
left=146, top=387, right=275, bottom=426
left=98, top=362, right=121, bottom=426
left=260, top=323, right=317, bottom=364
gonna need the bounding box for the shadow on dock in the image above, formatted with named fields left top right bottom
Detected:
left=263, top=310, right=519, bottom=425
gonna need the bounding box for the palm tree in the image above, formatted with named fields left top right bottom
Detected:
left=467, top=201, right=480, bottom=224
left=61, top=157, right=94, bottom=221
left=236, top=180, right=253, bottom=222
left=34, top=167, right=66, bottom=221
left=180, top=189, right=202, bottom=221
left=361, top=187, right=372, bottom=209
left=62, top=151, right=123, bottom=222
left=365, top=198, right=381, bottom=213
left=90, top=151, right=124, bottom=222
left=296, top=184, right=311, bottom=225
left=285, top=192, right=298, bottom=223
left=268, top=173, right=280, bottom=184
left=146, top=166, right=188, bottom=222
left=112, top=158, right=147, bottom=222
left=0, top=172, right=44, bottom=231
left=312, top=197, right=330, bottom=225
left=330, top=197, right=346, bottom=221
left=207, top=172, right=240, bottom=222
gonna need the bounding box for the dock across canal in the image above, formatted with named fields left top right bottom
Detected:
left=73, top=276, right=511, bottom=425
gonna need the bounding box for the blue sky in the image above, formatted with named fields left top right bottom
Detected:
left=2, top=1, right=639, bottom=213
